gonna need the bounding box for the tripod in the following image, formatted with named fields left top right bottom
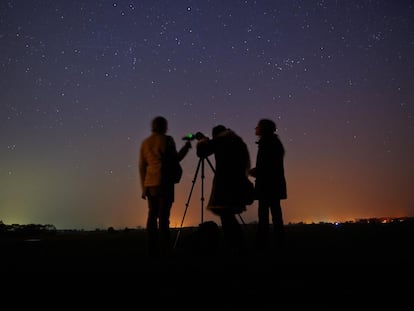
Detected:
left=173, top=156, right=215, bottom=249
left=173, top=155, right=247, bottom=249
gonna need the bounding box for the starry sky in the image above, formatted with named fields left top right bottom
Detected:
left=1, top=0, right=413, bottom=230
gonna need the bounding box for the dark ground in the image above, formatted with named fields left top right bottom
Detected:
left=2, top=220, right=413, bottom=308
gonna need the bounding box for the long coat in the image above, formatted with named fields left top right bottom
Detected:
left=254, top=134, right=287, bottom=201
left=196, top=129, right=251, bottom=215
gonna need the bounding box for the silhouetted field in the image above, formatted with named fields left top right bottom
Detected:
left=2, top=220, right=413, bottom=307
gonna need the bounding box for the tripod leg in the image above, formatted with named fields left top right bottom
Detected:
left=205, top=156, right=216, bottom=174
left=238, top=213, right=250, bottom=233
left=173, top=158, right=202, bottom=249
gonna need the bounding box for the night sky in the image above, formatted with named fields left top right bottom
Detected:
left=1, top=0, right=413, bottom=230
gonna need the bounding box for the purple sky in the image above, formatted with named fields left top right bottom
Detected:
left=1, top=0, right=413, bottom=230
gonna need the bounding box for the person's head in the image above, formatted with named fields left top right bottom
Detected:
left=212, top=124, right=227, bottom=138
left=151, top=116, right=168, bottom=134
left=256, top=118, right=276, bottom=136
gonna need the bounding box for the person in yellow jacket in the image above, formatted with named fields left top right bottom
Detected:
left=139, top=116, right=191, bottom=257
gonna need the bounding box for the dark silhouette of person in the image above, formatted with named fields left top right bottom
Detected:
left=248, top=118, right=287, bottom=251
left=196, top=125, right=251, bottom=255
left=139, top=116, right=191, bottom=257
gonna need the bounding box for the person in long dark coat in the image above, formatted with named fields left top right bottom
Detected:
left=196, top=125, right=251, bottom=254
left=249, top=118, right=287, bottom=250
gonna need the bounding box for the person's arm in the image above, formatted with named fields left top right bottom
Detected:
left=177, top=141, right=192, bottom=162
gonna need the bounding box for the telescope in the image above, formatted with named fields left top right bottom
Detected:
left=182, top=132, right=206, bottom=141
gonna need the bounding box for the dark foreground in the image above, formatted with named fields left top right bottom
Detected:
left=2, top=221, right=413, bottom=308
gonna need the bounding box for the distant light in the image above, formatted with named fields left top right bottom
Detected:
left=25, top=239, right=41, bottom=242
